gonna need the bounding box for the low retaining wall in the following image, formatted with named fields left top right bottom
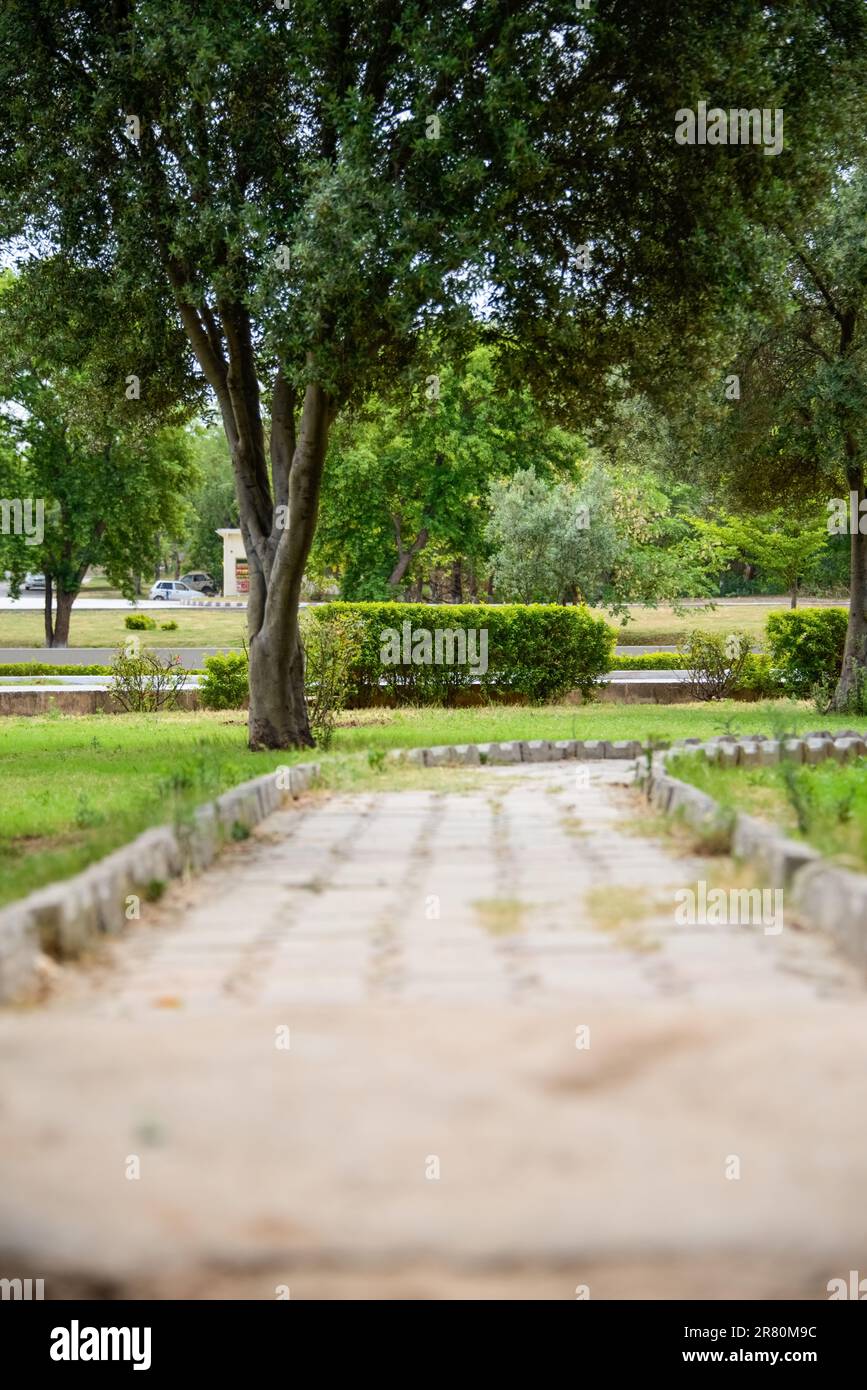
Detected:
left=0, top=689, right=200, bottom=716
left=0, top=761, right=319, bottom=1004
left=642, top=732, right=867, bottom=971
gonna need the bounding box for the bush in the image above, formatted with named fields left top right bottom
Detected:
left=679, top=629, right=752, bottom=700
left=301, top=608, right=366, bottom=746
left=0, top=663, right=113, bottom=676
left=314, top=601, right=615, bottom=705
left=110, top=648, right=188, bottom=712
left=765, top=607, right=848, bottom=697
left=125, top=613, right=157, bottom=631
left=160, top=620, right=179, bottom=631
left=199, top=652, right=250, bottom=710
left=733, top=652, right=781, bottom=698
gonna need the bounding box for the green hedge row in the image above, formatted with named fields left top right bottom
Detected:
left=314, top=601, right=616, bottom=704
left=609, top=652, right=686, bottom=670
left=0, top=662, right=115, bottom=676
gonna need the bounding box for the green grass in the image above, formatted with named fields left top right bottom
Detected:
left=0, top=607, right=246, bottom=649
left=668, top=750, right=867, bottom=871
left=0, top=598, right=845, bottom=650
left=589, top=600, right=845, bottom=646
left=3, top=698, right=866, bottom=906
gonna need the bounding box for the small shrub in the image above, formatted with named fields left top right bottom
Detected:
left=813, top=666, right=867, bottom=716
left=302, top=608, right=367, bottom=746
left=199, top=652, right=249, bottom=710
left=110, top=648, right=188, bottom=713
left=733, top=653, right=780, bottom=698
left=125, top=613, right=157, bottom=631
left=766, top=607, right=848, bottom=697
left=160, top=620, right=179, bottom=631
left=679, top=629, right=751, bottom=700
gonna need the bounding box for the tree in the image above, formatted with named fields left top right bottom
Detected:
left=683, top=172, right=867, bottom=703
left=0, top=383, right=193, bottom=646
left=2, top=2, right=863, bottom=742
left=183, top=426, right=238, bottom=589
left=692, top=510, right=828, bottom=608
left=485, top=466, right=617, bottom=604
left=0, top=268, right=196, bottom=645
left=313, top=345, right=587, bottom=599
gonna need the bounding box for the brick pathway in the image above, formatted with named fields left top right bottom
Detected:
left=1, top=761, right=866, bottom=1299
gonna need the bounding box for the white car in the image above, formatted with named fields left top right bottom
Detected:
left=23, top=572, right=47, bottom=590
left=149, top=580, right=195, bottom=601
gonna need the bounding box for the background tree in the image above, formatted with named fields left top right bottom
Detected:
left=692, top=510, right=829, bottom=609
left=0, top=267, right=197, bottom=645
left=183, top=425, right=238, bottom=589
left=313, top=345, right=587, bottom=599
left=678, top=171, right=867, bottom=705
left=0, top=389, right=193, bottom=646
left=2, top=1, right=864, bottom=742
left=485, top=466, right=620, bottom=604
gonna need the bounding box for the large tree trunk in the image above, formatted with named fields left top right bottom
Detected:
left=245, top=379, right=333, bottom=750
left=832, top=458, right=867, bottom=710
left=49, top=590, right=76, bottom=648
left=169, top=281, right=334, bottom=749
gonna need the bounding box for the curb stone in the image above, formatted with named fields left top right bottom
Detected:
left=0, top=762, right=319, bottom=1004
left=646, top=737, right=867, bottom=968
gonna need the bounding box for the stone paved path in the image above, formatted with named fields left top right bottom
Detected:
left=1, top=760, right=866, bottom=1299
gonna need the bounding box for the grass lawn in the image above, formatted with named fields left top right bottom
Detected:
left=0, top=607, right=246, bottom=649
left=3, top=698, right=866, bottom=906
left=589, top=600, right=846, bottom=646
left=0, top=599, right=847, bottom=650
left=667, top=750, right=867, bottom=872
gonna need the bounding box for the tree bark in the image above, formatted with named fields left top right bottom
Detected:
left=450, top=559, right=463, bottom=603
left=245, top=379, right=334, bottom=749
left=388, top=516, right=429, bottom=588
left=790, top=585, right=798, bottom=609
left=43, top=574, right=54, bottom=646
left=832, top=455, right=867, bottom=710
left=49, top=590, right=76, bottom=648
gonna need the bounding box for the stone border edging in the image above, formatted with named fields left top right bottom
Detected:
left=0, top=761, right=319, bottom=1004
left=642, top=731, right=867, bottom=970
left=388, top=737, right=645, bottom=766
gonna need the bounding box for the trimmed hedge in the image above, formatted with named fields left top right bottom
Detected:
left=0, top=662, right=115, bottom=676
left=765, top=607, right=848, bottom=697
left=312, top=601, right=615, bottom=704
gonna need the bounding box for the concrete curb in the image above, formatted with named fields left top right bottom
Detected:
left=387, top=737, right=645, bottom=767
left=642, top=733, right=867, bottom=968
left=0, top=762, right=319, bottom=1004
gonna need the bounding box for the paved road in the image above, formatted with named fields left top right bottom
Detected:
left=1, top=761, right=865, bottom=1300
